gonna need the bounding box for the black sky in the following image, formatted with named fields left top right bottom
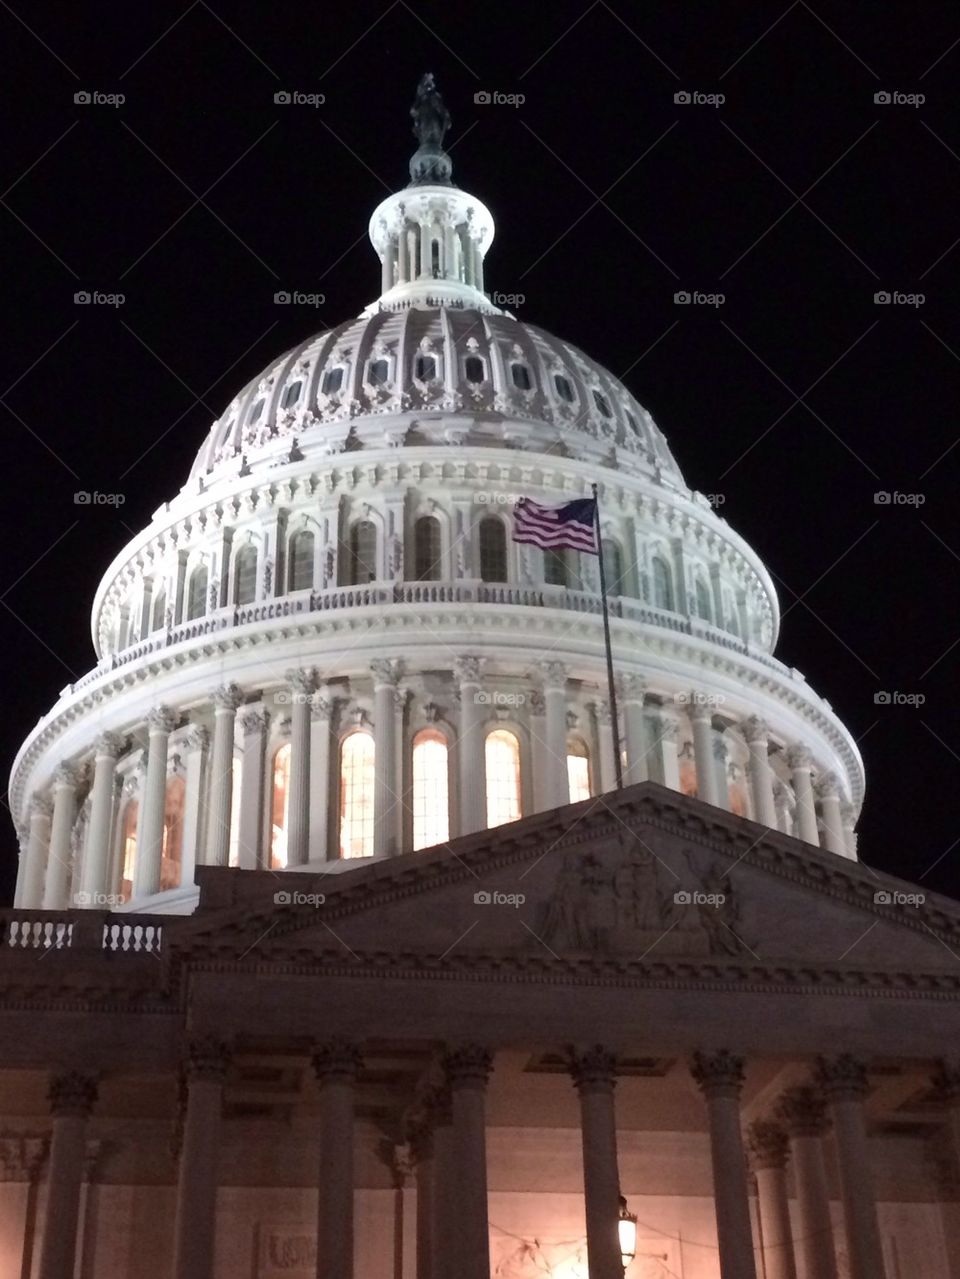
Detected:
left=1, top=0, right=958, bottom=904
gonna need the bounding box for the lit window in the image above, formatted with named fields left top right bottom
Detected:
left=186, top=567, right=208, bottom=621
left=601, top=539, right=624, bottom=594
left=567, top=739, right=591, bottom=803
left=412, top=728, right=449, bottom=850
left=249, top=398, right=264, bottom=424
left=414, top=516, right=442, bottom=580
left=485, top=729, right=522, bottom=828
left=228, top=757, right=242, bottom=868
left=464, top=355, right=485, bottom=384
left=695, top=577, right=712, bottom=622
left=340, top=732, right=375, bottom=858
left=322, top=367, right=344, bottom=395
left=270, top=744, right=291, bottom=869
left=234, top=545, right=258, bottom=606
left=160, top=774, right=185, bottom=892
left=120, top=800, right=138, bottom=903
left=479, top=517, right=507, bottom=583
left=368, top=358, right=389, bottom=386
left=415, top=353, right=438, bottom=381
left=281, top=380, right=302, bottom=408
left=349, top=521, right=378, bottom=584
left=511, top=363, right=532, bottom=390
left=554, top=374, right=574, bottom=402
left=593, top=389, right=612, bottom=418
left=288, top=530, right=315, bottom=592
left=652, top=557, right=672, bottom=611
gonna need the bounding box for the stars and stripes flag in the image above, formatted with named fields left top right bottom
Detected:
left=511, top=497, right=598, bottom=554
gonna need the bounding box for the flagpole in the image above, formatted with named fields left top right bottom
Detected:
left=592, top=482, right=624, bottom=789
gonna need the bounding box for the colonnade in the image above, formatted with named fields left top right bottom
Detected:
left=16, top=661, right=857, bottom=911
left=24, top=1052, right=959, bottom=1279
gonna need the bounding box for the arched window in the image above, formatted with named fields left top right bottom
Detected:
left=431, top=239, right=441, bottom=277
left=152, top=587, right=166, bottom=632
left=511, top=363, right=532, bottom=391
left=349, top=521, right=378, bottom=584
left=544, top=548, right=570, bottom=588
left=593, top=389, right=612, bottom=418
left=340, top=732, right=375, bottom=858
left=368, top=358, right=389, bottom=386
left=464, top=355, right=485, bottom=384
left=281, top=380, right=302, bottom=408
left=479, top=517, right=507, bottom=583
left=186, top=566, right=208, bottom=621
left=120, top=799, right=138, bottom=903
left=652, top=557, right=673, bottom=611
left=567, top=738, right=591, bottom=803
left=160, top=774, right=185, bottom=892
left=415, top=353, right=438, bottom=381
left=695, top=577, right=712, bottom=622
left=321, top=367, right=344, bottom=396
left=554, top=374, right=574, bottom=403
left=414, top=516, right=442, bottom=581
left=601, top=538, right=624, bottom=595
left=485, top=729, right=522, bottom=828
left=270, top=743, right=291, bottom=870
left=234, top=545, right=258, bottom=606
left=288, top=530, right=315, bottom=592
left=412, top=728, right=449, bottom=850
left=249, top=398, right=265, bottom=424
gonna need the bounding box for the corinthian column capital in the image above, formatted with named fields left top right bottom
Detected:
left=443, top=1043, right=493, bottom=1090
left=775, top=1085, right=828, bottom=1136
left=691, top=1049, right=745, bottom=1100
left=454, top=655, right=484, bottom=685
left=785, top=743, right=812, bottom=772
left=815, top=1054, right=870, bottom=1101
left=48, top=1072, right=98, bottom=1119
left=147, top=705, right=178, bottom=735
left=312, top=1038, right=363, bottom=1083
left=568, top=1045, right=617, bottom=1095
left=746, top=1119, right=789, bottom=1171
left=93, top=731, right=125, bottom=759
left=741, top=715, right=769, bottom=745
left=211, top=682, right=244, bottom=712
left=538, top=660, right=569, bottom=690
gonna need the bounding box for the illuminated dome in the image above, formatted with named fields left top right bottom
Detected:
left=9, top=75, right=863, bottom=919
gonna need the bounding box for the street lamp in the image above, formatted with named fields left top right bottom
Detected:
left=618, top=1194, right=637, bottom=1270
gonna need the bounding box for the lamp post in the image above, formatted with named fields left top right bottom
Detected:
left=618, top=1195, right=637, bottom=1271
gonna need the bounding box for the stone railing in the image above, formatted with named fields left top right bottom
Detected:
left=0, top=911, right=163, bottom=955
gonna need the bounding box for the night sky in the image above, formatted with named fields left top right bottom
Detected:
left=1, top=1, right=957, bottom=904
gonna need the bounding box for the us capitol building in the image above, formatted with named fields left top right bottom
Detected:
left=2, top=75, right=958, bottom=1279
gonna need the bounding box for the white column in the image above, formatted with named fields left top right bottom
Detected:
left=713, top=736, right=731, bottom=811
left=816, top=1056, right=886, bottom=1279
left=37, top=1073, right=97, bottom=1279
left=180, top=727, right=208, bottom=885
left=309, top=695, right=334, bottom=861
left=285, top=668, right=317, bottom=866
left=43, top=764, right=81, bottom=910
left=691, top=1050, right=757, bottom=1279
left=747, top=1122, right=798, bottom=1279
left=236, top=708, right=268, bottom=870
left=398, top=223, right=409, bottom=283
left=840, top=801, right=858, bottom=858
left=79, top=732, right=124, bottom=906
left=785, top=746, right=819, bottom=844
left=418, top=222, right=430, bottom=277
left=619, top=675, right=648, bottom=786
left=592, top=701, right=617, bottom=794
left=539, top=661, right=569, bottom=807
left=173, top=1038, right=227, bottom=1279
left=205, top=684, right=243, bottom=867
left=743, top=717, right=777, bottom=828
left=443, top=1045, right=492, bottom=1279
left=773, top=782, right=793, bottom=835
left=313, top=1040, right=362, bottom=1279
left=690, top=698, right=720, bottom=807
left=651, top=708, right=681, bottom=790
left=20, top=795, right=53, bottom=908
left=455, top=657, right=487, bottom=835
left=570, top=1047, right=622, bottom=1279
left=814, top=772, right=846, bottom=854
left=133, top=706, right=178, bottom=899
left=775, top=1086, right=838, bottom=1279
left=528, top=690, right=549, bottom=810
left=372, top=660, right=404, bottom=857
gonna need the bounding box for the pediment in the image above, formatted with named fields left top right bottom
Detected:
left=177, top=785, right=960, bottom=984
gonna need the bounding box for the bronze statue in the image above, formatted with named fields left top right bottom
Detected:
left=408, top=73, right=453, bottom=186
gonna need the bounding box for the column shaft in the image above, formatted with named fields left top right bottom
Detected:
left=43, top=768, right=80, bottom=910
left=817, top=1058, right=885, bottom=1279
left=443, top=1046, right=492, bottom=1279
left=286, top=670, right=316, bottom=866
left=540, top=664, right=569, bottom=807
left=80, top=735, right=122, bottom=904
left=314, top=1042, right=360, bottom=1279
left=571, top=1048, right=622, bottom=1279
left=21, top=800, right=52, bottom=908
left=133, top=709, right=176, bottom=898
left=776, top=1087, right=838, bottom=1279
left=430, top=1114, right=454, bottom=1279
left=205, top=687, right=241, bottom=867
left=691, top=704, right=719, bottom=806
left=593, top=704, right=617, bottom=794
left=308, top=700, right=333, bottom=861
left=237, top=711, right=267, bottom=870
left=456, top=660, right=487, bottom=835
left=37, top=1074, right=97, bottom=1279
left=786, top=747, right=819, bottom=844
left=692, top=1052, right=757, bottom=1279
left=743, top=719, right=777, bottom=828
left=180, top=727, right=208, bottom=883
left=173, top=1044, right=226, bottom=1279
left=373, top=664, right=403, bottom=857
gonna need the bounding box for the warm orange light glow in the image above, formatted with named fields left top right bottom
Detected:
left=340, top=732, right=375, bottom=857
left=159, top=774, right=185, bottom=892
left=412, top=728, right=449, bottom=849
left=120, top=800, right=138, bottom=903
left=271, top=743, right=291, bottom=869
left=485, top=729, right=521, bottom=828
left=566, top=739, right=591, bottom=803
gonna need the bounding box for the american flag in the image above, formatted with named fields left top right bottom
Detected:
left=511, top=497, right=598, bottom=554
